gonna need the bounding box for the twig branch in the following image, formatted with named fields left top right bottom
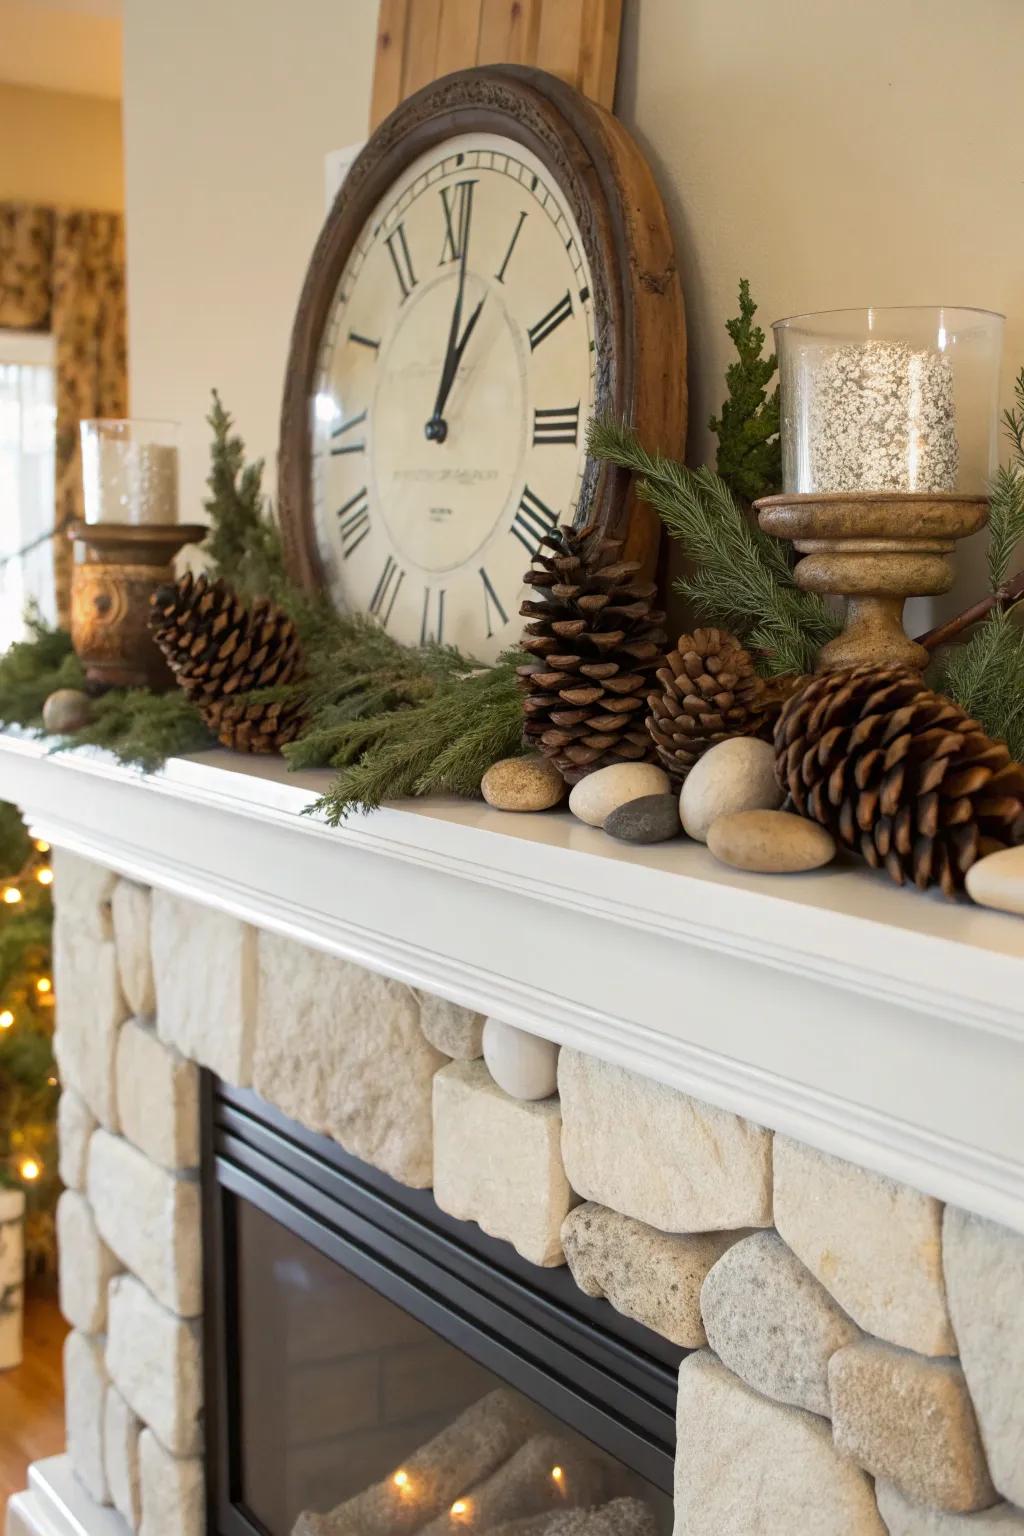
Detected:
left=915, top=567, right=1024, bottom=651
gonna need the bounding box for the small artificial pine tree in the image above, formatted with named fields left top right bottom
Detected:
left=709, top=279, right=782, bottom=504
left=0, top=801, right=58, bottom=1279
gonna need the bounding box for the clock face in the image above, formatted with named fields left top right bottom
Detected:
left=310, top=131, right=597, bottom=661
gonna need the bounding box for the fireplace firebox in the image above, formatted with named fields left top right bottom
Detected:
left=201, top=1077, right=680, bottom=1535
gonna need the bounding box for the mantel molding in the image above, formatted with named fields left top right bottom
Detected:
left=2, top=731, right=1022, bottom=1235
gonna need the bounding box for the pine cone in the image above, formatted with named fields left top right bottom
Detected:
left=646, top=628, right=797, bottom=784
left=776, top=664, right=1024, bottom=896
left=149, top=572, right=305, bottom=754
left=517, top=524, right=666, bottom=784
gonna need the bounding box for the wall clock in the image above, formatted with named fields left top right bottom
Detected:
left=279, top=65, right=685, bottom=661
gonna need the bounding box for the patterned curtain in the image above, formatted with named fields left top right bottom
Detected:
left=0, top=203, right=128, bottom=624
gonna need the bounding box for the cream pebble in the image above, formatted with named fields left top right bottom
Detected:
left=569, top=762, right=671, bottom=827
left=680, top=738, right=783, bottom=843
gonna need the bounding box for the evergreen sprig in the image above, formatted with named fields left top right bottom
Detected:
left=986, top=464, right=1024, bottom=592
left=203, top=391, right=286, bottom=602
left=587, top=418, right=839, bottom=675
left=937, top=609, right=1024, bottom=762
left=709, top=279, right=782, bottom=503
left=1002, top=367, right=1024, bottom=465
left=303, top=658, right=525, bottom=821
left=58, top=689, right=213, bottom=772
left=0, top=611, right=84, bottom=726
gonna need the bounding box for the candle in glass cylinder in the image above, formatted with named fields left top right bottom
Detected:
left=81, top=419, right=180, bottom=525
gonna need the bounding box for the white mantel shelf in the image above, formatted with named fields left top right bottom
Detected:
left=2, top=730, right=1023, bottom=1236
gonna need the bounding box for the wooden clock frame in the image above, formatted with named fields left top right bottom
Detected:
left=278, top=64, right=686, bottom=600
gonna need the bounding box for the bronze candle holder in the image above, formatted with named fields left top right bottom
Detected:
left=69, top=520, right=206, bottom=690
left=754, top=492, right=988, bottom=672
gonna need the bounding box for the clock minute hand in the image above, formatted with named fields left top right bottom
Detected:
left=425, top=184, right=474, bottom=443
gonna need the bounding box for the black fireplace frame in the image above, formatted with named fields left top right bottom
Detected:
left=201, top=1073, right=681, bottom=1536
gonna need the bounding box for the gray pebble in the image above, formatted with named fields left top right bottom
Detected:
left=603, top=793, right=682, bottom=845
left=42, top=688, right=93, bottom=734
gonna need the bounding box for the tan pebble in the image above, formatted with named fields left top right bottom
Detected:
left=707, top=810, right=835, bottom=873
left=481, top=756, right=566, bottom=812
left=964, top=845, right=1024, bottom=917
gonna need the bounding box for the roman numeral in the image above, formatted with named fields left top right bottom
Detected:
left=495, top=210, right=527, bottom=283
left=511, top=485, right=559, bottom=557
left=479, top=567, right=508, bottom=639
left=439, top=179, right=476, bottom=264
left=420, top=586, right=446, bottom=646
left=384, top=223, right=417, bottom=300
left=368, top=555, right=405, bottom=626
left=330, top=409, right=367, bottom=455
left=532, top=404, right=580, bottom=446
left=348, top=331, right=380, bottom=352
left=527, top=290, right=573, bottom=350
left=337, top=487, right=371, bottom=559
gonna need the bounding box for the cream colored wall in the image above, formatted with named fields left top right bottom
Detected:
left=0, top=82, right=123, bottom=209
left=122, top=0, right=378, bottom=523
left=122, top=0, right=1024, bottom=612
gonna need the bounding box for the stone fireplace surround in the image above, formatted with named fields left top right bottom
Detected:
left=0, top=737, right=1022, bottom=1536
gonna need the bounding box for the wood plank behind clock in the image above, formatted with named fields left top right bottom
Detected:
left=370, top=0, right=623, bottom=128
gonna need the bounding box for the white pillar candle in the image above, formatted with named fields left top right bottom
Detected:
left=81, top=424, right=180, bottom=525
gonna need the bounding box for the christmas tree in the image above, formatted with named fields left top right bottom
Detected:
left=0, top=800, right=58, bottom=1278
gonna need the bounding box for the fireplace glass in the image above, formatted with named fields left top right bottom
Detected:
left=235, top=1200, right=673, bottom=1535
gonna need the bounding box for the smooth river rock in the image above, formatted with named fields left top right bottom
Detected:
left=603, top=793, right=682, bottom=844
left=568, top=762, right=670, bottom=827
left=680, top=737, right=783, bottom=842
left=42, top=688, right=93, bottom=734
left=965, top=845, right=1024, bottom=917
left=707, top=809, right=836, bottom=873
left=481, top=756, right=566, bottom=812
left=482, top=1018, right=559, bottom=1100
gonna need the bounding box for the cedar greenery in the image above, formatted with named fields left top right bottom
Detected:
left=708, top=279, right=782, bottom=503
left=586, top=417, right=839, bottom=676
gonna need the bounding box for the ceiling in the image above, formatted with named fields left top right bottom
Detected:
left=0, top=0, right=122, bottom=100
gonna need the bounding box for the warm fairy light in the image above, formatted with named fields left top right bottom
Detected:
left=36, top=977, right=52, bottom=994
left=3, top=886, right=21, bottom=904
left=34, top=840, right=49, bottom=853
left=0, top=1010, right=13, bottom=1029
left=392, top=1471, right=409, bottom=1490
left=450, top=1499, right=470, bottom=1518
left=36, top=867, right=54, bottom=886
left=47, top=1076, right=57, bottom=1086
left=551, top=1466, right=564, bottom=1483
left=19, top=1158, right=41, bottom=1181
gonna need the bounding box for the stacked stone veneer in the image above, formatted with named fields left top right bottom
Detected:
left=50, top=850, right=1024, bottom=1536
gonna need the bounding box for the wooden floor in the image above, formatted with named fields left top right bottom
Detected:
left=0, top=1295, right=67, bottom=1509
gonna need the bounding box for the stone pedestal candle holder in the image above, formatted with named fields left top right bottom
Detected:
left=755, top=491, right=988, bottom=671
left=69, top=521, right=206, bottom=690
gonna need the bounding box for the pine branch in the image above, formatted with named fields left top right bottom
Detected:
left=986, top=465, right=1024, bottom=591
left=708, top=279, right=782, bottom=503
left=302, top=659, right=525, bottom=821
left=0, top=614, right=84, bottom=727
left=587, top=418, right=839, bottom=675
left=59, top=690, right=213, bottom=772
left=202, top=391, right=286, bottom=602
left=1002, top=367, right=1024, bottom=468
left=935, top=608, right=1024, bottom=761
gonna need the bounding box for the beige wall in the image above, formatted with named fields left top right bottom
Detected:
left=0, top=81, right=123, bottom=209
left=122, top=0, right=1024, bottom=612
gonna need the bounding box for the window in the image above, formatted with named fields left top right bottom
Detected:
left=0, top=329, right=57, bottom=648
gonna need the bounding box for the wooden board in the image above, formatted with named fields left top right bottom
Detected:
left=370, top=0, right=622, bottom=127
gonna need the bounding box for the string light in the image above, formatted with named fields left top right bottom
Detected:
left=19, top=1158, right=41, bottom=1182
left=2, top=886, right=22, bottom=904
left=392, top=1471, right=410, bottom=1491
left=47, top=1076, right=57, bottom=1087
left=0, top=1010, right=13, bottom=1029
left=551, top=1466, right=564, bottom=1484
left=36, top=867, right=53, bottom=886
left=35, top=977, right=52, bottom=995
left=34, top=840, right=49, bottom=853
left=450, top=1499, right=470, bottom=1519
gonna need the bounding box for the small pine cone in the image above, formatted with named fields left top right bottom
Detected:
left=149, top=572, right=305, bottom=754
left=775, top=664, right=1024, bottom=896
left=646, top=628, right=794, bottom=783
left=517, top=523, right=667, bottom=784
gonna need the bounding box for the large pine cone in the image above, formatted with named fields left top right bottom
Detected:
left=647, top=628, right=797, bottom=784
left=149, top=572, right=305, bottom=754
left=518, top=523, right=666, bottom=784
left=776, top=664, right=1024, bottom=895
